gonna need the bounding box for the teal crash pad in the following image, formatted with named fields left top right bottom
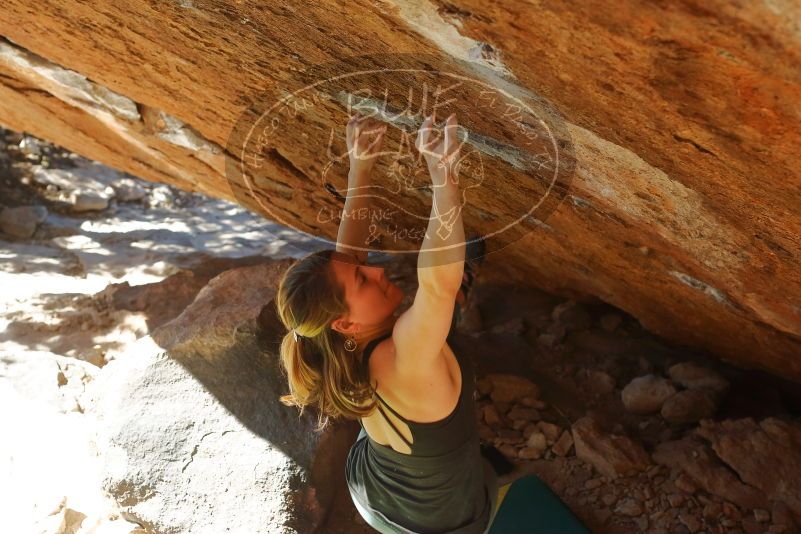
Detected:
left=488, top=475, right=589, bottom=533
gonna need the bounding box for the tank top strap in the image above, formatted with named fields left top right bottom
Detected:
left=362, top=331, right=393, bottom=366
left=374, top=398, right=415, bottom=448
left=372, top=341, right=466, bottom=427
left=362, top=331, right=416, bottom=449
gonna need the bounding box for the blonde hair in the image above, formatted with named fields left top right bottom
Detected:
left=275, top=248, right=378, bottom=431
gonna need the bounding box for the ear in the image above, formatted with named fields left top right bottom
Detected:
left=330, top=316, right=355, bottom=335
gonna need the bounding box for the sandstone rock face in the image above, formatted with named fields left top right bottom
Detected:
left=652, top=418, right=801, bottom=519
left=652, top=437, right=768, bottom=511
left=696, top=418, right=801, bottom=516
left=86, top=261, right=358, bottom=533
left=1, top=2, right=800, bottom=380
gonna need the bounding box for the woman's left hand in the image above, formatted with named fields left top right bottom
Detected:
left=346, top=112, right=387, bottom=176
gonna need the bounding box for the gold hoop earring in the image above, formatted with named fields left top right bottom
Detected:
left=344, top=335, right=357, bottom=352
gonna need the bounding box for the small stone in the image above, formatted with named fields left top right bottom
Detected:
left=575, top=368, right=617, bottom=396
left=722, top=502, right=741, bottom=520
left=483, top=404, right=501, bottom=426
left=551, top=299, right=593, bottom=332
left=69, top=190, right=110, bottom=212
left=19, top=136, right=42, bottom=157
left=615, top=498, right=643, bottom=517
left=507, top=407, right=540, bottom=421
left=678, top=513, right=702, bottom=533
left=753, top=509, right=770, bottom=523
left=536, top=421, right=561, bottom=443
left=518, top=446, right=543, bottom=460
left=489, top=317, right=525, bottom=335
left=552, top=430, right=574, bottom=457
left=477, top=424, right=495, bottom=441
left=486, top=374, right=540, bottom=403
left=584, top=478, right=603, bottom=490
left=646, top=465, right=662, bottom=478
left=114, top=177, right=148, bottom=201
left=601, top=493, right=617, bottom=506
left=537, top=332, right=560, bottom=348
left=661, top=388, right=720, bottom=423
left=0, top=205, right=48, bottom=238
left=621, top=375, right=677, bottom=414
left=148, top=184, right=174, bottom=208
left=702, top=502, right=721, bottom=519
left=645, top=498, right=657, bottom=512
left=522, top=423, right=539, bottom=439
left=668, top=362, right=729, bottom=393
left=511, top=418, right=528, bottom=430
left=496, top=428, right=522, bottom=444
left=668, top=493, right=684, bottom=508
left=571, top=416, right=651, bottom=479
left=674, top=474, right=698, bottom=494
left=476, top=377, right=493, bottom=397
left=498, top=444, right=518, bottom=458
left=494, top=401, right=510, bottom=415
left=526, top=431, right=547, bottom=451
left=634, top=516, right=649, bottom=531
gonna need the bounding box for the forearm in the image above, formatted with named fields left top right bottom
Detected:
left=335, top=168, right=372, bottom=263
left=418, top=169, right=465, bottom=296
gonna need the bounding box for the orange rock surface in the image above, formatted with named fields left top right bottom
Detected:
left=0, top=1, right=799, bottom=379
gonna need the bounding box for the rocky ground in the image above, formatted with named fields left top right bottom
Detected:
left=2, top=128, right=800, bottom=534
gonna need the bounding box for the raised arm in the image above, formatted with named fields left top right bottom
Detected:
left=393, top=112, right=466, bottom=376
left=335, top=112, right=387, bottom=264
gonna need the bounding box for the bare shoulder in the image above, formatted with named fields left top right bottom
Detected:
left=370, top=330, right=455, bottom=393
left=366, top=333, right=461, bottom=423
left=365, top=335, right=395, bottom=383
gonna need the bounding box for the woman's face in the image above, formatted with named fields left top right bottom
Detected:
left=329, top=251, right=404, bottom=334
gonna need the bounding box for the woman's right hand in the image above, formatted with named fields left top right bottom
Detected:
left=415, top=111, right=461, bottom=185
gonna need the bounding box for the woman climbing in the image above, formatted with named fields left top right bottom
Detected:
left=275, top=109, right=502, bottom=533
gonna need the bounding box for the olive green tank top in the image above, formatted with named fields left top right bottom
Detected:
left=346, top=332, right=491, bottom=533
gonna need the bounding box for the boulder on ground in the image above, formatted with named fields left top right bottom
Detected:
left=484, top=373, right=540, bottom=404
left=0, top=205, right=48, bottom=238
left=661, top=388, right=720, bottom=424
left=652, top=437, right=768, bottom=511
left=668, top=362, right=729, bottom=394
left=621, top=374, right=677, bottom=414
left=696, top=418, right=801, bottom=516
left=571, top=416, right=651, bottom=479
left=87, top=260, right=356, bottom=534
